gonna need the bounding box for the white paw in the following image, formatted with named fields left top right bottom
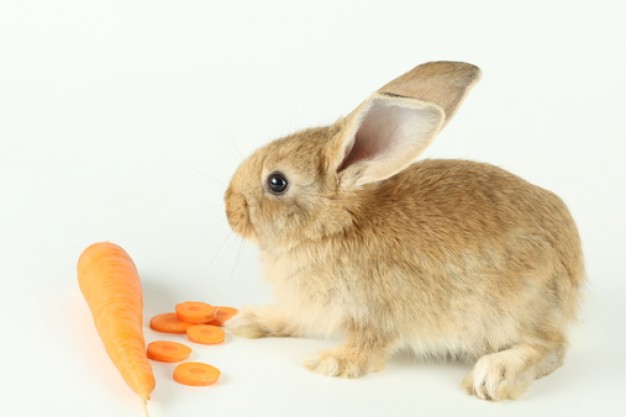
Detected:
left=462, top=351, right=530, bottom=401
left=224, top=308, right=269, bottom=338
left=303, top=349, right=383, bottom=378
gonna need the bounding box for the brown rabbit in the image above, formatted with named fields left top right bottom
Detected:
left=224, top=61, right=584, bottom=400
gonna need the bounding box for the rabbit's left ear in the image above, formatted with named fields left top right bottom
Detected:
left=379, top=61, right=481, bottom=123
left=325, top=93, right=445, bottom=188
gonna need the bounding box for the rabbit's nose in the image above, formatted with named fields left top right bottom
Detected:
left=225, top=191, right=255, bottom=239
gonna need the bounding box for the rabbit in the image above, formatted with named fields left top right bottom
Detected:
left=223, top=61, right=584, bottom=401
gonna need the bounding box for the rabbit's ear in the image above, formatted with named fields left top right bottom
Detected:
left=326, top=93, right=445, bottom=188
left=379, top=61, right=480, bottom=123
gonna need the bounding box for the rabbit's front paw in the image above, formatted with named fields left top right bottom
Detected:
left=225, top=309, right=268, bottom=338
left=303, top=347, right=384, bottom=378
left=225, top=305, right=293, bottom=338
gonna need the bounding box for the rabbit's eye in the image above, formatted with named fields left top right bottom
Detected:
left=267, top=172, right=289, bottom=195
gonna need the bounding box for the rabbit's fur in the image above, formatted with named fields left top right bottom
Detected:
left=224, top=62, right=584, bottom=400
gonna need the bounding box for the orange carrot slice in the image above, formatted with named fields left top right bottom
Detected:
left=175, top=301, right=217, bottom=324
left=209, top=306, right=239, bottom=326
left=147, top=341, right=192, bottom=363
left=150, top=312, right=193, bottom=334
left=77, top=242, right=155, bottom=406
left=173, top=362, right=220, bottom=386
left=186, top=325, right=225, bottom=345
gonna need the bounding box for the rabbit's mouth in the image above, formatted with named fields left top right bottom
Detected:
left=224, top=187, right=256, bottom=240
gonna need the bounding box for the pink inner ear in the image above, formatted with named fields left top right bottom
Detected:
left=337, top=138, right=366, bottom=171
left=338, top=104, right=409, bottom=172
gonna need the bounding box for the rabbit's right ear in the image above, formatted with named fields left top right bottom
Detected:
left=324, top=61, right=480, bottom=189
left=325, top=93, right=445, bottom=189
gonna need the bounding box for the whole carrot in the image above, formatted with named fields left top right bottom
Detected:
left=77, top=242, right=155, bottom=408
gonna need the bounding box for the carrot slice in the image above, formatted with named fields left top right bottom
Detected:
left=150, top=312, right=193, bottom=334
left=209, top=306, right=239, bottom=326
left=186, top=325, right=225, bottom=345
left=173, top=362, right=220, bottom=386
left=175, top=301, right=216, bottom=324
left=147, top=341, right=192, bottom=363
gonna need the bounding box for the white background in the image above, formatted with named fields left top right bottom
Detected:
left=1, top=1, right=625, bottom=416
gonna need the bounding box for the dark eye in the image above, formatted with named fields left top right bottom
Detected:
left=266, top=171, right=289, bottom=195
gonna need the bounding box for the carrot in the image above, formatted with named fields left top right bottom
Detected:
left=150, top=312, right=193, bottom=334
left=147, top=341, right=192, bottom=363
left=175, top=301, right=216, bottom=323
left=186, top=324, right=225, bottom=345
left=77, top=242, right=155, bottom=408
left=173, top=362, right=221, bottom=386
left=209, top=306, right=239, bottom=326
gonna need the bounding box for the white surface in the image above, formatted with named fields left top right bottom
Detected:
left=1, top=1, right=625, bottom=416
